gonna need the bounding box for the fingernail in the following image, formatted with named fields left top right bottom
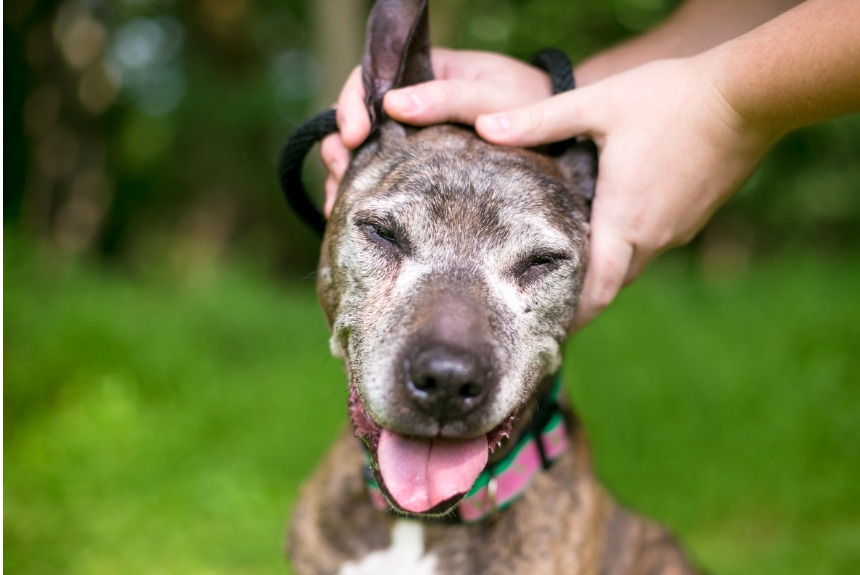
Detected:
left=388, top=88, right=423, bottom=114
left=485, top=113, right=511, bottom=135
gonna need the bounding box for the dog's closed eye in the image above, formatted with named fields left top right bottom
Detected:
left=368, top=223, right=397, bottom=244
left=356, top=218, right=410, bottom=255
left=513, top=252, right=569, bottom=285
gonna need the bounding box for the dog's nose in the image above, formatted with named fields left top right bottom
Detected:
left=406, top=345, right=489, bottom=419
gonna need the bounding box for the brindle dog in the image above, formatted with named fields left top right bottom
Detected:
left=288, top=1, right=698, bottom=573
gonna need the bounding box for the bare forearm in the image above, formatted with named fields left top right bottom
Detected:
left=576, top=0, right=802, bottom=84
left=703, top=0, right=860, bottom=136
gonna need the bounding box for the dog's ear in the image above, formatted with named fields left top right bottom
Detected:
left=362, top=0, right=433, bottom=131
left=554, top=139, right=598, bottom=219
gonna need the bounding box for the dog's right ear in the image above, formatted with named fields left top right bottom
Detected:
left=554, top=139, right=598, bottom=220
left=362, top=0, right=433, bottom=131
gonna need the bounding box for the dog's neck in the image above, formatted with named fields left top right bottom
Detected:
left=362, top=373, right=573, bottom=523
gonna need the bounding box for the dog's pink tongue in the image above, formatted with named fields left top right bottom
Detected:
left=378, top=430, right=488, bottom=514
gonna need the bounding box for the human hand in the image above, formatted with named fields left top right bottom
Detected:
left=474, top=57, right=778, bottom=330
left=320, top=48, right=553, bottom=215
left=320, top=51, right=778, bottom=331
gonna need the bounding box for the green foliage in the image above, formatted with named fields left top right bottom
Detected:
left=5, top=237, right=860, bottom=573
left=568, top=254, right=860, bottom=572
left=5, top=0, right=860, bottom=267
left=4, top=238, right=341, bottom=574
left=447, top=0, right=671, bottom=60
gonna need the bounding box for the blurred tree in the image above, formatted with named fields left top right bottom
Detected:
left=312, top=0, right=367, bottom=106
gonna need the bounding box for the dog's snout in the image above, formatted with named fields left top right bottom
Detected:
left=406, top=345, right=489, bottom=418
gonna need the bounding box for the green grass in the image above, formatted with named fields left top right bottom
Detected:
left=567, top=256, right=860, bottom=573
left=5, top=238, right=860, bottom=574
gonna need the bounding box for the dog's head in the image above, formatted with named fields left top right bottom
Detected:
left=317, top=0, right=596, bottom=517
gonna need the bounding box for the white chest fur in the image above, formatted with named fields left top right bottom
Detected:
left=338, top=520, right=438, bottom=575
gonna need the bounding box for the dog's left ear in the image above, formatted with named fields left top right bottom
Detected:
left=554, top=139, right=598, bottom=219
left=362, top=0, right=433, bottom=131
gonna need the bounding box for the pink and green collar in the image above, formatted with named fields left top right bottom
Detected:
left=364, top=376, right=571, bottom=523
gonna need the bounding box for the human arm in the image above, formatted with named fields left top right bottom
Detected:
left=321, top=0, right=804, bottom=215
left=319, top=0, right=859, bottom=330
left=575, top=0, right=803, bottom=84
left=706, top=0, right=860, bottom=134
left=477, top=0, right=860, bottom=328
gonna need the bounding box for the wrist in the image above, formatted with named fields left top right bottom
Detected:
left=691, top=48, right=788, bottom=152
left=696, top=0, right=860, bottom=140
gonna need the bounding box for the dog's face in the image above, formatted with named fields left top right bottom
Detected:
left=316, top=0, right=595, bottom=517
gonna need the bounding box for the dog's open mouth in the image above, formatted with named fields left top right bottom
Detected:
left=348, top=386, right=516, bottom=515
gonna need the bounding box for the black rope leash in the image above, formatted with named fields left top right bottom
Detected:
left=277, top=108, right=337, bottom=235
left=531, top=47, right=575, bottom=92
left=277, top=48, right=578, bottom=236
left=530, top=48, right=579, bottom=157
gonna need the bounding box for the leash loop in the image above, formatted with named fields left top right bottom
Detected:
left=530, top=48, right=578, bottom=156
left=277, top=109, right=338, bottom=236
left=531, top=48, right=576, bottom=94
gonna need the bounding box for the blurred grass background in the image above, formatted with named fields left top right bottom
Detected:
left=6, top=239, right=860, bottom=573
left=4, top=0, right=860, bottom=573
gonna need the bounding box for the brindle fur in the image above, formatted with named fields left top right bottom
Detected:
left=287, top=1, right=698, bottom=573
left=291, top=430, right=693, bottom=575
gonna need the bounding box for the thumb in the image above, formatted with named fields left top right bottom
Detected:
left=570, top=219, right=634, bottom=332
left=475, top=89, right=597, bottom=147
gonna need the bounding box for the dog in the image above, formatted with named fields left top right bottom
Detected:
left=287, top=1, right=698, bottom=573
